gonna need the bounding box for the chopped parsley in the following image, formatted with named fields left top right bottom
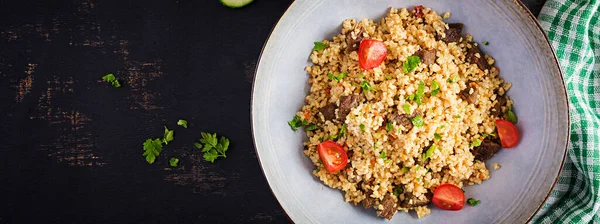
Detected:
left=361, top=149, right=365, bottom=154
left=407, top=81, right=426, bottom=105
left=101, top=73, right=121, bottom=88
left=358, top=74, right=364, bottom=79
left=402, top=103, right=411, bottom=114
left=454, top=115, right=462, bottom=119
left=447, top=75, right=459, bottom=83
left=482, top=41, right=489, bottom=46
left=403, top=55, right=421, bottom=74
left=169, top=157, right=179, bottom=167
left=339, top=124, right=347, bottom=137
left=412, top=115, right=424, bottom=127
left=196, top=132, right=230, bottom=163
left=327, top=72, right=348, bottom=82
left=177, top=119, right=188, bottom=128
left=359, top=124, right=366, bottom=132
left=434, top=133, right=442, bottom=140
left=482, top=133, right=496, bottom=138
left=304, top=124, right=317, bottom=131
left=415, top=165, right=420, bottom=171
left=361, top=81, right=376, bottom=91
left=386, top=122, right=393, bottom=132
left=401, top=167, right=409, bottom=173
left=142, top=138, right=163, bottom=164
left=471, top=138, right=482, bottom=147
left=313, top=41, right=327, bottom=51
left=507, top=105, right=518, bottom=123
left=422, top=144, right=437, bottom=161
left=288, top=115, right=308, bottom=131
left=393, top=187, right=404, bottom=196
left=163, top=126, right=175, bottom=145
left=379, top=151, right=387, bottom=159
left=467, top=198, right=481, bottom=206
left=385, top=159, right=391, bottom=164
left=385, top=75, right=392, bottom=80
left=430, top=80, right=440, bottom=96
left=440, top=125, right=445, bottom=129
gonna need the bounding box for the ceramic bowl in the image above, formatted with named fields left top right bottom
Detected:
left=251, top=0, right=569, bottom=223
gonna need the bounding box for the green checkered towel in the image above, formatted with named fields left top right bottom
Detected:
left=532, top=0, right=600, bottom=223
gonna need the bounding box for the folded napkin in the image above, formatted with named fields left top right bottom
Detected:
left=532, top=0, right=600, bottom=223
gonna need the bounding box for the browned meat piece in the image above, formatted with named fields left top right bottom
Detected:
left=345, top=25, right=365, bottom=52
left=379, top=194, right=397, bottom=220
left=399, top=192, right=433, bottom=208
left=414, top=49, right=437, bottom=65
left=444, top=23, right=463, bottom=43
left=414, top=5, right=424, bottom=18
left=471, top=138, right=502, bottom=161
left=319, top=103, right=337, bottom=121
left=361, top=190, right=375, bottom=208
left=491, top=95, right=507, bottom=117
left=337, top=95, right=363, bottom=120
left=466, top=45, right=491, bottom=71
left=460, top=81, right=479, bottom=104
left=387, top=113, right=413, bottom=130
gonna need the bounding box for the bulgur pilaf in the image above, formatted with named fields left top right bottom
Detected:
left=289, top=6, right=518, bottom=220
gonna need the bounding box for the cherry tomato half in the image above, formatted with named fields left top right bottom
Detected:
left=432, top=184, right=465, bottom=211
left=317, top=140, right=348, bottom=173
left=496, top=119, right=519, bottom=148
left=358, top=39, right=387, bottom=70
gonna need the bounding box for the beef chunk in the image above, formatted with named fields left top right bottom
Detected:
left=319, top=103, right=337, bottom=121
left=361, top=190, right=375, bottom=208
left=337, top=95, right=363, bottom=120
left=444, top=23, right=463, bottom=43
left=345, top=25, right=365, bottom=52
left=460, top=81, right=479, bottom=104
left=387, top=113, right=413, bottom=130
left=471, top=138, right=502, bottom=161
left=491, top=95, right=507, bottom=117
left=466, top=45, right=491, bottom=71
left=399, top=192, right=433, bottom=208
left=379, top=194, right=397, bottom=220
left=414, top=49, right=437, bottom=65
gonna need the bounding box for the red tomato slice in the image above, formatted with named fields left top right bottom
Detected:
left=432, top=184, right=465, bottom=211
left=317, top=140, right=348, bottom=173
left=496, top=119, right=519, bottom=148
left=358, top=39, right=387, bottom=70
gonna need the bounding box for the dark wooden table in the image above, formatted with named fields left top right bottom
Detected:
left=0, top=0, right=546, bottom=223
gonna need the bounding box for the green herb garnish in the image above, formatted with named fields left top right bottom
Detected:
left=304, top=124, right=317, bottom=131
left=412, top=115, right=424, bottom=127
left=359, top=124, right=366, bottom=132
left=142, top=138, right=163, bottom=164
left=402, top=103, right=411, bottom=114
left=169, top=157, right=179, bottom=167
left=385, top=159, right=391, bottom=164
left=339, top=124, right=347, bottom=137
left=358, top=74, right=364, bottom=79
left=361, top=81, right=376, bottom=91
left=385, top=75, right=392, bottom=80
left=197, top=132, right=230, bottom=163
left=327, top=72, right=348, bottom=82
left=379, top=151, right=387, bottom=159
left=507, top=105, right=518, bottom=123
left=393, top=187, right=404, bottom=196
left=401, top=167, right=409, bottom=173
left=434, top=133, right=442, bottom=140
left=430, top=80, right=440, bottom=96
left=386, top=122, right=393, bottom=132
left=403, top=56, right=421, bottom=74
left=313, top=41, right=327, bottom=51
left=177, top=119, right=188, bottom=128
left=454, top=115, right=462, bottom=119
left=447, top=75, right=459, bottom=83
left=102, top=73, right=121, bottom=88
left=288, top=115, right=308, bottom=131
left=467, top=198, right=480, bottom=206
left=471, top=138, right=482, bottom=147
left=482, top=41, right=489, bottom=46
left=163, top=126, right=175, bottom=145
left=422, top=144, right=437, bottom=161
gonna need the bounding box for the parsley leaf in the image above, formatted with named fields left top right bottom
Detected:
left=359, top=124, right=366, bottom=132
left=102, top=73, right=121, bottom=88
left=385, top=75, right=392, bottom=80
left=169, top=157, right=179, bottom=167
left=454, top=115, right=462, bottom=119
left=143, top=138, right=163, bottom=164
left=177, top=119, right=188, bottom=128
left=402, top=103, right=411, bottom=114
left=412, top=115, right=424, bottom=127
left=430, top=80, right=440, bottom=96
left=361, top=81, right=376, bottom=91
left=288, top=115, right=308, bottom=131
left=422, top=144, right=437, bottom=161
left=403, top=56, right=421, bottom=74
left=386, top=122, right=393, bottom=132
left=482, top=41, right=489, bottom=46
left=393, top=187, right=404, bottom=196
left=467, top=198, right=480, bottom=206
left=401, top=167, right=409, bottom=173
left=313, top=41, right=327, bottom=51
left=385, top=159, right=391, bottom=164
left=379, top=151, right=387, bottom=159
left=163, top=126, right=174, bottom=145
left=408, top=81, right=426, bottom=105
left=327, top=72, right=348, bottom=82
left=434, top=133, right=442, bottom=140
left=197, top=132, right=230, bottom=163
left=471, top=138, right=482, bottom=147
left=339, top=124, right=347, bottom=137
left=507, top=105, right=518, bottom=123
left=447, top=75, right=459, bottom=83
left=440, top=125, right=445, bottom=129
left=304, top=124, right=317, bottom=131
left=358, top=74, right=364, bottom=79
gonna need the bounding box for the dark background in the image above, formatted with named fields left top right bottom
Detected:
left=0, top=0, right=545, bottom=223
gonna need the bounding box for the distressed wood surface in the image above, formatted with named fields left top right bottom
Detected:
left=0, top=0, right=544, bottom=223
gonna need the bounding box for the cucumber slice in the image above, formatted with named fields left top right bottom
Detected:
left=220, top=0, right=254, bottom=8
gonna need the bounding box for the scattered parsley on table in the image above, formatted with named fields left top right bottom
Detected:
left=195, top=132, right=230, bottom=163
left=101, top=73, right=121, bottom=88
left=177, top=119, right=188, bottom=128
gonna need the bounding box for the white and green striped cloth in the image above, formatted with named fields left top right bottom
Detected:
left=532, top=0, right=600, bottom=223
